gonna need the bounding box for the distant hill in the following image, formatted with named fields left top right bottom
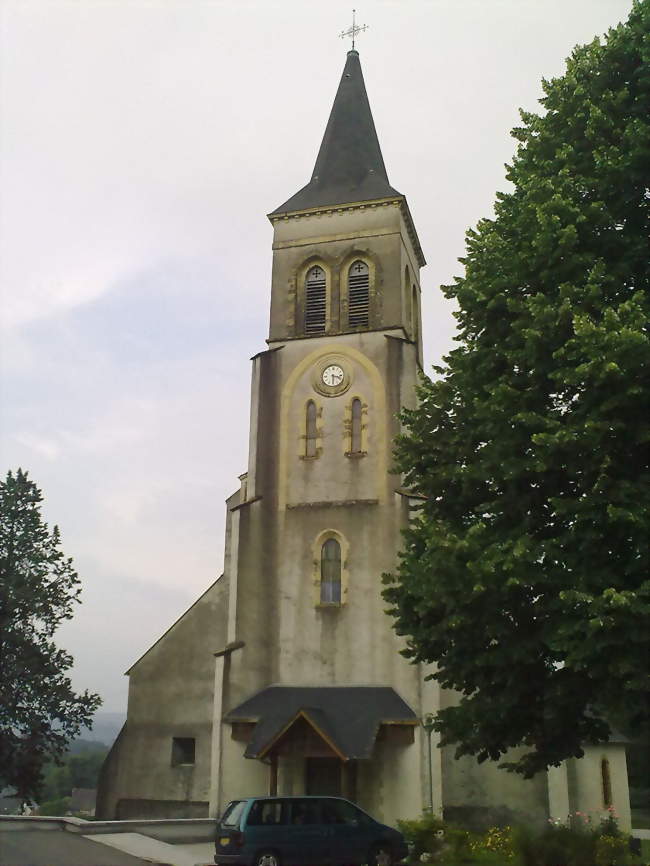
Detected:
left=68, top=738, right=109, bottom=755
left=78, top=711, right=125, bottom=747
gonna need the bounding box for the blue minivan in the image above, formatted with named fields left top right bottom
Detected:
left=214, top=796, right=408, bottom=866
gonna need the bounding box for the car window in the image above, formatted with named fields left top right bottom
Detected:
left=221, top=800, right=246, bottom=828
left=289, top=799, right=322, bottom=825
left=322, top=799, right=368, bottom=825
left=247, top=800, right=286, bottom=826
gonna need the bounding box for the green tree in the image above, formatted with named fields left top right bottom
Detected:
left=41, top=745, right=108, bottom=801
left=383, top=1, right=649, bottom=777
left=0, top=469, right=101, bottom=801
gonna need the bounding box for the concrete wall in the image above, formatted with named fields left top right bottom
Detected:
left=567, top=744, right=631, bottom=831
left=97, top=575, right=230, bottom=819
left=0, top=815, right=215, bottom=843
left=441, top=745, right=549, bottom=830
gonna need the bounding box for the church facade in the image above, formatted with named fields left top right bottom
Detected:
left=97, top=50, right=631, bottom=831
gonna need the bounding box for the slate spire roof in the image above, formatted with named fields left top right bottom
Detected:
left=271, top=50, right=402, bottom=215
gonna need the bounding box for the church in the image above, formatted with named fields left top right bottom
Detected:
left=97, top=48, right=631, bottom=831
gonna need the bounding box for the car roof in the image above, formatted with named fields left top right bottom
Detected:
left=240, top=795, right=351, bottom=801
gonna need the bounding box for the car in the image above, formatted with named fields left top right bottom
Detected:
left=214, top=795, right=408, bottom=866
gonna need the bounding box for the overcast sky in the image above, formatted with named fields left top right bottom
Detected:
left=0, top=0, right=634, bottom=714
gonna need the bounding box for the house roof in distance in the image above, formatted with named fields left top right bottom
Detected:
left=271, top=50, right=402, bottom=215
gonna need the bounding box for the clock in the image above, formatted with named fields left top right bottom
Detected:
left=313, top=357, right=351, bottom=396
left=322, top=365, right=345, bottom=387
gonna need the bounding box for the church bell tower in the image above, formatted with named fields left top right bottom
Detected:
left=213, top=48, right=430, bottom=820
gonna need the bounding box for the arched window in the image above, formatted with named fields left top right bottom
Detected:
left=320, top=538, right=341, bottom=604
left=348, top=260, right=369, bottom=329
left=305, top=266, right=327, bottom=334
left=601, top=758, right=612, bottom=808
left=305, top=400, right=317, bottom=457
left=350, top=398, right=362, bottom=453
left=411, top=284, right=419, bottom=343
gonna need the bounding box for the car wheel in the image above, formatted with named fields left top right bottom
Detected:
left=368, top=843, right=393, bottom=866
left=254, top=851, right=281, bottom=866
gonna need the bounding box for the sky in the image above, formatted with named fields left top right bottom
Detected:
left=0, top=0, right=634, bottom=714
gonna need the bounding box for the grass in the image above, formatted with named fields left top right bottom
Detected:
left=641, top=838, right=650, bottom=861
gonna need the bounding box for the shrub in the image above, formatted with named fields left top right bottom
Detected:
left=470, top=826, right=517, bottom=862
left=595, top=834, right=635, bottom=866
left=397, top=812, right=446, bottom=859
left=398, top=810, right=644, bottom=866
left=37, top=796, right=71, bottom=816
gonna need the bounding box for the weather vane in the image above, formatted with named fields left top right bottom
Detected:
left=339, top=9, right=368, bottom=50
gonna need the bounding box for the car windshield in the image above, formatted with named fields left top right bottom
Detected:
left=220, top=800, right=246, bottom=828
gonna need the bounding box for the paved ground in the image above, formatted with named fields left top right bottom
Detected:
left=178, top=842, right=214, bottom=863
left=0, top=830, right=158, bottom=866
left=91, top=834, right=213, bottom=866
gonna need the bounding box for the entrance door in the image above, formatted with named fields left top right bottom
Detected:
left=305, top=757, right=341, bottom=795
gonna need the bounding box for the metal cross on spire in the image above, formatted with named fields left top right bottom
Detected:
left=339, top=9, right=368, bottom=50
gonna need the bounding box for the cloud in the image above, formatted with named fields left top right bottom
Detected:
left=1, top=0, right=634, bottom=714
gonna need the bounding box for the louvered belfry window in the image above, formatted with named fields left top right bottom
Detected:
left=320, top=538, right=342, bottom=604
left=348, top=260, right=369, bottom=329
left=305, top=266, right=327, bottom=333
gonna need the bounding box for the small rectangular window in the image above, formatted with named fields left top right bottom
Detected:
left=171, top=737, right=195, bottom=766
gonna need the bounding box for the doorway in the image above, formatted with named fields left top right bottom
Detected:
left=305, top=757, right=341, bottom=796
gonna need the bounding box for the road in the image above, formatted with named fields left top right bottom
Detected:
left=0, top=830, right=158, bottom=866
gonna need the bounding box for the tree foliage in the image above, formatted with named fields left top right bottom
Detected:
left=0, top=469, right=101, bottom=801
left=383, top=2, right=649, bottom=776
left=41, top=744, right=108, bottom=802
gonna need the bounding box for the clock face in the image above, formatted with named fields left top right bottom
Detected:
left=322, top=364, right=345, bottom=387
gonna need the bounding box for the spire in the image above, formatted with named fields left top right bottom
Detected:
left=271, top=50, right=402, bottom=215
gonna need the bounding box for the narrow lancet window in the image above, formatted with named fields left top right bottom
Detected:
left=411, top=285, right=419, bottom=344
left=351, top=398, right=362, bottom=453
left=601, top=758, right=612, bottom=807
left=306, top=400, right=317, bottom=457
left=305, top=266, right=327, bottom=333
left=320, top=538, right=341, bottom=604
left=348, top=260, right=369, bottom=328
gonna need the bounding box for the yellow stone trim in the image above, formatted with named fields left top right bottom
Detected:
left=278, top=343, right=387, bottom=510
left=272, top=227, right=399, bottom=250
left=268, top=196, right=426, bottom=267
left=268, top=196, right=401, bottom=221
left=311, top=528, right=350, bottom=608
